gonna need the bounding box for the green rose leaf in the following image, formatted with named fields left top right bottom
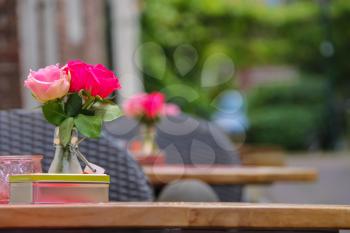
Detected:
left=95, top=104, right=122, bottom=122
left=66, top=93, right=82, bottom=117
left=42, top=101, right=66, bottom=126
left=74, top=114, right=102, bottom=138
left=59, top=117, right=74, bottom=146
left=80, top=109, right=95, bottom=116
left=95, top=96, right=114, bottom=105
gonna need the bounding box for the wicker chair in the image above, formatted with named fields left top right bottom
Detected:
left=0, top=109, right=153, bottom=201
left=105, top=114, right=243, bottom=202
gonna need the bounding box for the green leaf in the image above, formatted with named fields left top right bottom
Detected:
left=65, top=93, right=82, bottom=117
left=42, top=101, right=66, bottom=126
left=95, top=96, right=115, bottom=104
left=97, top=99, right=115, bottom=104
left=74, top=114, right=102, bottom=138
left=80, top=90, right=92, bottom=98
left=95, top=104, right=123, bottom=122
left=81, top=109, right=95, bottom=116
left=59, top=117, right=74, bottom=146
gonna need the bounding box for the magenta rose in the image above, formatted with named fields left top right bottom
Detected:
left=65, top=60, right=121, bottom=98
left=142, top=92, right=165, bottom=119
left=24, top=64, right=70, bottom=103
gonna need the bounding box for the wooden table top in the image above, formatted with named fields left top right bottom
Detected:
left=142, top=165, right=318, bottom=185
left=1, top=202, right=350, bottom=229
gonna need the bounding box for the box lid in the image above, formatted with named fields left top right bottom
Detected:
left=9, top=173, right=110, bottom=183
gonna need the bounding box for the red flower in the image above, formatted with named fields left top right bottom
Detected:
left=142, top=92, right=165, bottom=119
left=65, top=60, right=121, bottom=98
left=123, top=92, right=181, bottom=121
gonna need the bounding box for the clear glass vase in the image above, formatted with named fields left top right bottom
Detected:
left=140, top=125, right=159, bottom=156
left=0, top=155, right=43, bottom=204
left=48, top=127, right=82, bottom=174
left=128, top=124, right=165, bottom=165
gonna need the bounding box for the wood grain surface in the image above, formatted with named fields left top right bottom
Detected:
left=0, top=202, right=349, bottom=229
left=142, top=166, right=318, bottom=185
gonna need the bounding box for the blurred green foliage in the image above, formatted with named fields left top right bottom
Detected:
left=141, top=0, right=349, bottom=108
left=140, top=0, right=350, bottom=149
left=248, top=106, right=317, bottom=150
left=246, top=79, right=328, bottom=150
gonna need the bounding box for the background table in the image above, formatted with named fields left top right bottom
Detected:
left=0, top=202, right=349, bottom=232
left=142, top=165, right=318, bottom=185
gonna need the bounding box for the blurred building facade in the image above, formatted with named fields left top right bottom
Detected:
left=0, top=0, right=21, bottom=109
left=0, top=0, right=142, bottom=110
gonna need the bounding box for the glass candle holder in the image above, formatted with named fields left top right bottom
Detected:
left=0, top=155, right=43, bottom=204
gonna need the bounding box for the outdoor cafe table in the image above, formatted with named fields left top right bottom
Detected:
left=0, top=202, right=350, bottom=232
left=142, top=165, right=318, bottom=186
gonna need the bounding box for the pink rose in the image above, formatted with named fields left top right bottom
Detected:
left=123, top=92, right=178, bottom=121
left=123, top=93, right=147, bottom=117
left=65, top=60, right=121, bottom=98
left=142, top=92, right=165, bottom=119
left=24, top=64, right=70, bottom=103
left=164, top=103, right=181, bottom=116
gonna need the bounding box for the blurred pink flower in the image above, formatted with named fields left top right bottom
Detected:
left=65, top=60, right=121, bottom=98
left=143, top=92, right=165, bottom=119
left=164, top=103, right=181, bottom=116
left=123, top=92, right=181, bottom=122
left=123, top=93, right=147, bottom=118
left=24, top=64, right=70, bottom=103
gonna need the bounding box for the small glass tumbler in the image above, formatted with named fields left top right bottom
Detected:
left=0, top=155, right=43, bottom=204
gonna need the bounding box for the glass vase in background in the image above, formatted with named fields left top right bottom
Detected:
left=140, top=125, right=158, bottom=156
left=128, top=125, right=165, bottom=165
left=48, top=127, right=82, bottom=174
left=0, top=155, right=43, bottom=204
